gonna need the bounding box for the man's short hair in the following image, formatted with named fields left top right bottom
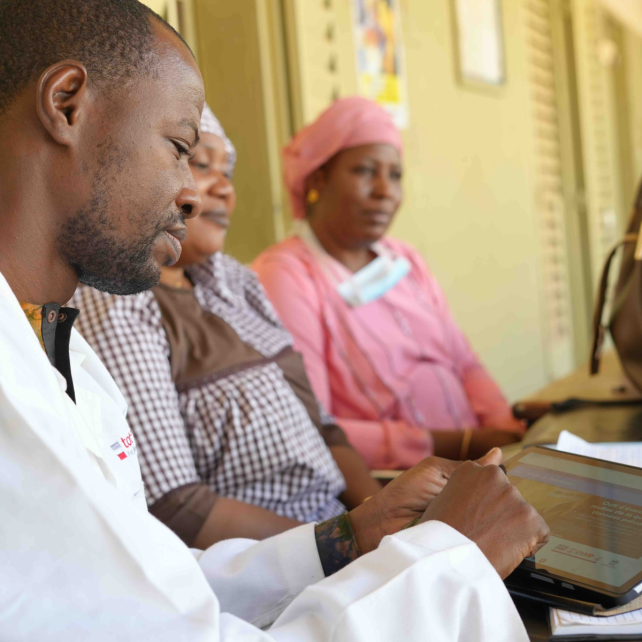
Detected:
left=0, top=0, right=184, bottom=117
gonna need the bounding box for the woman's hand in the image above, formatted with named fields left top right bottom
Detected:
left=432, top=428, right=522, bottom=460
left=468, top=429, right=523, bottom=459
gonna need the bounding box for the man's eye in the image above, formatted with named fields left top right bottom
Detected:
left=354, top=166, right=375, bottom=175
left=173, top=141, right=190, bottom=158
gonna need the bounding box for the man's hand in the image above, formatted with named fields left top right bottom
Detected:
left=349, top=448, right=503, bottom=554
left=420, top=461, right=550, bottom=578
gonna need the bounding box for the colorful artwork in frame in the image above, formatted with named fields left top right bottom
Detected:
left=352, top=0, right=409, bottom=128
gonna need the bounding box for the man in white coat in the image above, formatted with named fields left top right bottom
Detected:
left=0, top=1, right=549, bottom=640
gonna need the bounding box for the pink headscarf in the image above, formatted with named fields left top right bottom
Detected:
left=283, top=96, right=403, bottom=219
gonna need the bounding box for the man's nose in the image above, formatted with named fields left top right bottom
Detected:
left=176, top=174, right=202, bottom=220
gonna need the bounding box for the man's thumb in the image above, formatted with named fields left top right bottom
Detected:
left=476, top=447, right=503, bottom=467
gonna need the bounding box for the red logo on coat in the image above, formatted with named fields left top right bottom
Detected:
left=121, top=433, right=134, bottom=449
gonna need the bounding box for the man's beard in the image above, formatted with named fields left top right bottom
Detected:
left=58, top=191, right=182, bottom=296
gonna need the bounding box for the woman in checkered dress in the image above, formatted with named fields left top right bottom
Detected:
left=71, top=104, right=382, bottom=549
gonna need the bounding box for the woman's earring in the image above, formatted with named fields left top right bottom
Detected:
left=306, top=189, right=320, bottom=204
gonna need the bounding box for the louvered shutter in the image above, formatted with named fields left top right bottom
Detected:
left=573, top=0, right=622, bottom=281
left=525, top=0, right=577, bottom=378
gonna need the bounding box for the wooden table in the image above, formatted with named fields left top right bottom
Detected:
left=506, top=351, right=642, bottom=640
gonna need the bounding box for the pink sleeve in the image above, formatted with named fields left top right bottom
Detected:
left=253, top=251, right=434, bottom=469
left=460, top=369, right=525, bottom=431
left=400, top=243, right=524, bottom=433
left=336, top=417, right=433, bottom=470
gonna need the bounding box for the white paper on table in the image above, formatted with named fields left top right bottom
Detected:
left=555, top=430, right=642, bottom=467
left=551, top=606, right=642, bottom=636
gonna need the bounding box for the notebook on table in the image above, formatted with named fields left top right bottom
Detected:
left=550, top=606, right=642, bottom=639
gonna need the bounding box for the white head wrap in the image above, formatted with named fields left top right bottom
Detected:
left=200, top=103, right=237, bottom=175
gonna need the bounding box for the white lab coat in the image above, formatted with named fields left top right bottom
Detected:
left=0, top=272, right=528, bottom=641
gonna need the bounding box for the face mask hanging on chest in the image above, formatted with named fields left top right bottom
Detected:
left=336, top=255, right=411, bottom=307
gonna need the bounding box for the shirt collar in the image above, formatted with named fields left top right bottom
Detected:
left=20, top=302, right=47, bottom=352
left=18, top=301, right=80, bottom=402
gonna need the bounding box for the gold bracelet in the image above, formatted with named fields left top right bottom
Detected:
left=459, top=428, right=473, bottom=461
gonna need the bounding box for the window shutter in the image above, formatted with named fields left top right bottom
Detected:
left=573, top=0, right=621, bottom=279
left=525, top=0, right=576, bottom=377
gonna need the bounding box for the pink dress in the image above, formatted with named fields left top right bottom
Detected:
left=253, top=236, right=523, bottom=469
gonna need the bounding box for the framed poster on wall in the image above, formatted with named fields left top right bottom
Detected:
left=452, top=0, right=506, bottom=89
left=352, top=0, right=409, bottom=128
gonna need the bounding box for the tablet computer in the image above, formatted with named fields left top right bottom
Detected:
left=504, top=446, right=642, bottom=608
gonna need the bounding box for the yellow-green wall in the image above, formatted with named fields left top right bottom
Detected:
left=381, top=0, right=550, bottom=399
left=623, top=27, right=642, bottom=196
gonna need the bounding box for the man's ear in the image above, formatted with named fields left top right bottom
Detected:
left=36, top=60, right=88, bottom=146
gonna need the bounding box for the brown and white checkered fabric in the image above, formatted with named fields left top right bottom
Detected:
left=71, top=253, right=345, bottom=522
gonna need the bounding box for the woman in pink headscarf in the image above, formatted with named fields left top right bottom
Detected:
left=253, top=97, right=525, bottom=470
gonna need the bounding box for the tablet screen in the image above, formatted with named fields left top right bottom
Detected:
left=505, top=447, right=642, bottom=595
